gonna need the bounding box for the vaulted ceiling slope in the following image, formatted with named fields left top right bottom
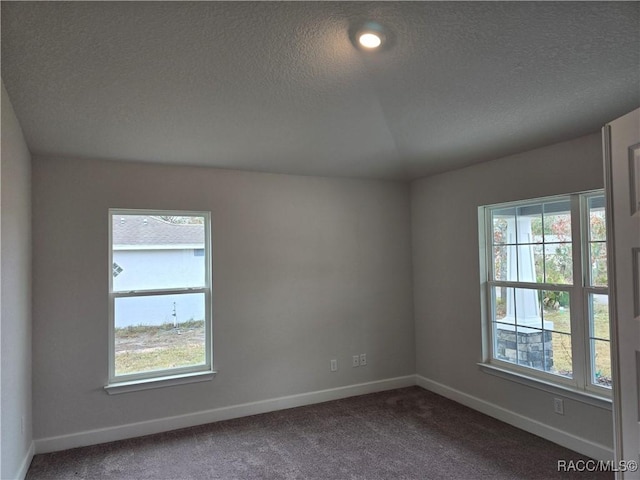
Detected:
left=2, top=2, right=638, bottom=180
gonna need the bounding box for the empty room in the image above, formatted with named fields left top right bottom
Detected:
left=1, top=2, right=639, bottom=479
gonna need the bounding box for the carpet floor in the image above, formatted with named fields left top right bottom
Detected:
left=26, top=386, right=612, bottom=479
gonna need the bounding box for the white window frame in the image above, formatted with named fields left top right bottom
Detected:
left=106, top=209, right=214, bottom=393
left=580, top=192, right=610, bottom=396
left=479, top=190, right=611, bottom=400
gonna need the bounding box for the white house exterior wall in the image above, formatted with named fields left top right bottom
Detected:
left=113, top=249, right=206, bottom=327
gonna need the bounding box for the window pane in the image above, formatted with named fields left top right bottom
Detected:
left=588, top=196, right=606, bottom=242
left=114, top=293, right=206, bottom=376
left=513, top=288, right=543, bottom=329
left=516, top=204, right=543, bottom=244
left=532, top=244, right=544, bottom=283
left=493, top=286, right=509, bottom=322
left=492, top=286, right=573, bottom=378
left=589, top=241, right=608, bottom=287
left=590, top=293, right=609, bottom=340
left=587, top=195, right=607, bottom=287
left=112, top=215, right=206, bottom=291
left=516, top=244, right=543, bottom=283
left=544, top=243, right=573, bottom=284
left=493, top=322, right=517, bottom=365
left=493, top=285, right=515, bottom=365
left=492, top=245, right=515, bottom=281
left=492, top=208, right=515, bottom=245
left=516, top=204, right=542, bottom=244
left=592, top=339, right=612, bottom=388
left=530, top=216, right=543, bottom=244
left=543, top=201, right=572, bottom=243
left=549, top=332, right=572, bottom=378
left=494, top=324, right=555, bottom=374
left=518, top=328, right=550, bottom=372
left=541, top=291, right=570, bottom=334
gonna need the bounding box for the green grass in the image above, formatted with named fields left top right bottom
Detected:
left=116, top=344, right=205, bottom=375
left=115, top=321, right=205, bottom=376
left=543, top=303, right=611, bottom=386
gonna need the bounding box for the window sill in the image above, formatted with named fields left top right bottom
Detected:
left=105, top=370, right=216, bottom=395
left=478, top=363, right=612, bottom=410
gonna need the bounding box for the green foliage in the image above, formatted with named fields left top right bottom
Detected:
left=542, top=291, right=569, bottom=309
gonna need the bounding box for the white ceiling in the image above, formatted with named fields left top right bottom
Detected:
left=2, top=2, right=638, bottom=180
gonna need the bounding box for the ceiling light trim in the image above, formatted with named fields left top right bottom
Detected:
left=351, top=21, right=390, bottom=52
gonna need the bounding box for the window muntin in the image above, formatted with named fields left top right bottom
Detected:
left=109, top=210, right=212, bottom=384
left=484, top=192, right=610, bottom=394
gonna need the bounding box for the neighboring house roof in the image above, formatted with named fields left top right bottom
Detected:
left=113, top=215, right=204, bottom=247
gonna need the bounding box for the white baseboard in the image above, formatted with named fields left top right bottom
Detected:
left=15, top=441, right=35, bottom=480
left=415, top=375, right=613, bottom=462
left=35, top=375, right=416, bottom=454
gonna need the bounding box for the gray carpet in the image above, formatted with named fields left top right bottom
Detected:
left=26, top=387, right=612, bottom=479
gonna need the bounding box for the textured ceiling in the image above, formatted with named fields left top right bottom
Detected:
left=2, top=2, right=639, bottom=180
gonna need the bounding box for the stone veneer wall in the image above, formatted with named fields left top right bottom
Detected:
left=496, top=328, right=553, bottom=370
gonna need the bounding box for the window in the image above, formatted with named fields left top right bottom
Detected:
left=107, top=210, right=213, bottom=389
left=481, top=191, right=610, bottom=396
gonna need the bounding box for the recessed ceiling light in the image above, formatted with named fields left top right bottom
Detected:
left=352, top=22, right=387, bottom=51
left=358, top=32, right=382, bottom=49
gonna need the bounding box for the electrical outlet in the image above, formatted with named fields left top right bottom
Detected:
left=352, top=355, right=360, bottom=367
left=360, top=353, right=367, bottom=366
left=330, top=359, right=338, bottom=372
left=553, top=398, right=564, bottom=415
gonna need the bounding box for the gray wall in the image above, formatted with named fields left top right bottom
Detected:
left=31, top=157, right=415, bottom=439
left=1, top=83, right=32, bottom=478
left=17, top=111, right=615, bottom=455
left=411, top=132, right=613, bottom=448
